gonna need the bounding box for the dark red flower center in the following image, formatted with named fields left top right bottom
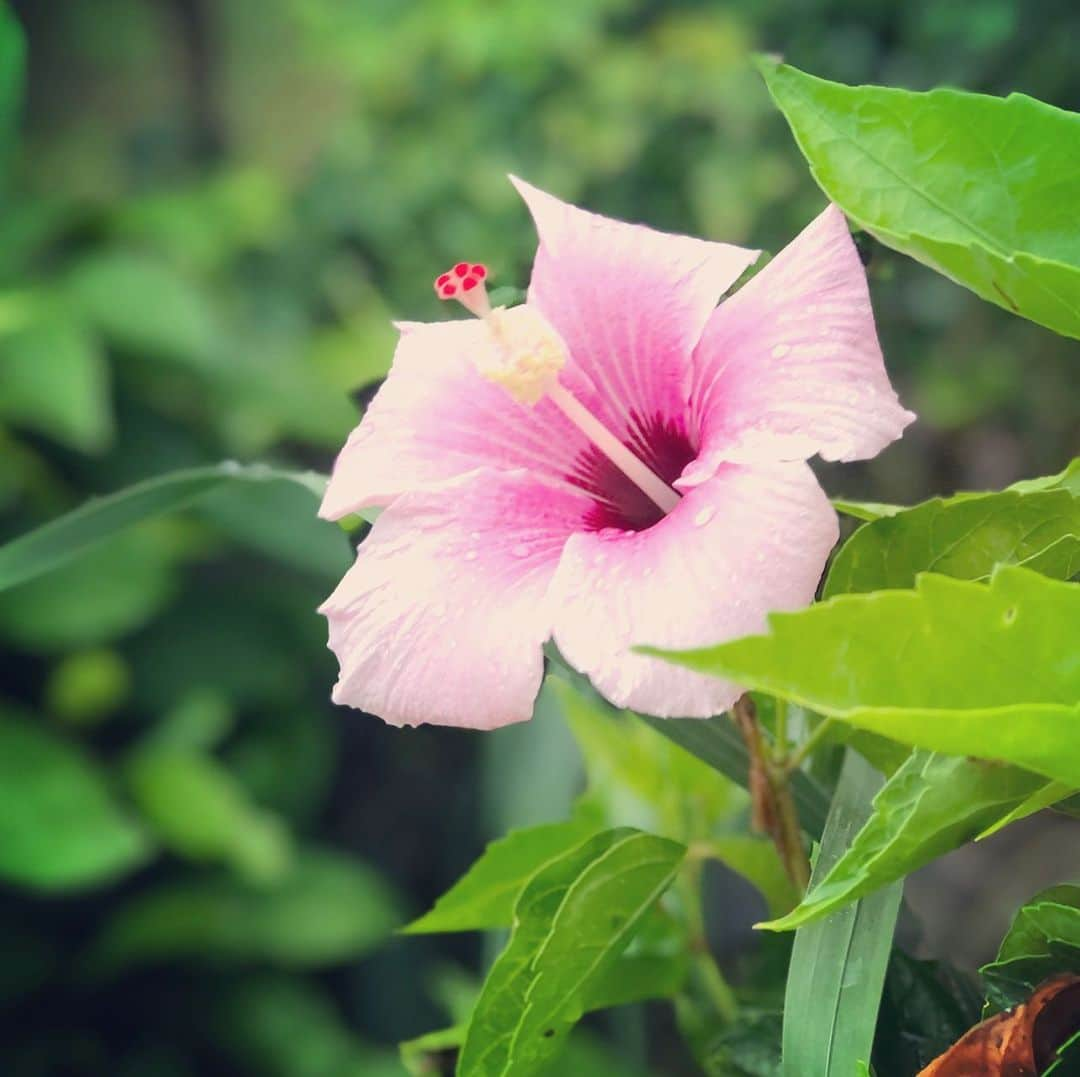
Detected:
left=568, top=411, right=697, bottom=532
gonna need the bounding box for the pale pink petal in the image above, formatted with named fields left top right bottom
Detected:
left=321, top=469, right=590, bottom=729
left=685, top=204, right=914, bottom=485
left=549, top=462, right=838, bottom=717
left=320, top=316, right=598, bottom=519
left=512, top=176, right=759, bottom=457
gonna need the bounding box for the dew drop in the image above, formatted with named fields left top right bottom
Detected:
left=771, top=343, right=791, bottom=359
left=464, top=549, right=479, bottom=562
left=693, top=506, right=715, bottom=527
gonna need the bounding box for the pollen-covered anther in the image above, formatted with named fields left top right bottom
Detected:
left=434, top=262, right=491, bottom=317
left=478, top=305, right=569, bottom=407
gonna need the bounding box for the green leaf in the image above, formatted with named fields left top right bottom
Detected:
left=824, top=489, right=1080, bottom=597
left=0, top=315, right=112, bottom=452
left=0, top=709, right=150, bottom=891
left=976, top=779, right=1076, bottom=841
left=699, top=836, right=799, bottom=919
left=215, top=974, right=406, bottom=1077
left=88, top=849, right=400, bottom=972
left=703, top=1009, right=782, bottom=1077
left=126, top=748, right=291, bottom=882
left=66, top=251, right=221, bottom=367
left=762, top=752, right=1047, bottom=930
left=0, top=0, right=24, bottom=180
left=980, top=884, right=1080, bottom=1012
left=0, top=527, right=177, bottom=650
left=457, top=828, right=685, bottom=1077
left=199, top=478, right=352, bottom=580
left=781, top=751, right=901, bottom=1077
left=403, top=819, right=599, bottom=934
left=874, top=952, right=983, bottom=1076
left=639, top=712, right=830, bottom=840
left=756, top=58, right=1080, bottom=340
left=547, top=645, right=829, bottom=840
left=646, top=567, right=1080, bottom=788
left=831, top=499, right=902, bottom=523
left=401, top=1025, right=464, bottom=1077
left=551, top=675, right=739, bottom=838
left=0, top=462, right=327, bottom=593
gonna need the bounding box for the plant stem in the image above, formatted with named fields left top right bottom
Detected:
left=773, top=697, right=789, bottom=763
left=783, top=718, right=836, bottom=776
left=731, top=694, right=811, bottom=893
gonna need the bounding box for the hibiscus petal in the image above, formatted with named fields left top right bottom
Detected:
left=320, top=316, right=594, bottom=519
left=512, top=176, right=759, bottom=457
left=321, top=470, right=589, bottom=729
left=687, top=204, right=915, bottom=483
left=549, top=462, right=838, bottom=718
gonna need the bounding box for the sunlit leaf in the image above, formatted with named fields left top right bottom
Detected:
left=646, top=568, right=1080, bottom=788
left=762, top=752, right=1047, bottom=930
left=403, top=818, right=599, bottom=935
left=824, top=489, right=1080, bottom=597
left=757, top=58, right=1080, bottom=339
left=457, top=828, right=684, bottom=1077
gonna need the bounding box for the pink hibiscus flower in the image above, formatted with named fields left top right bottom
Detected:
left=318, top=178, right=914, bottom=728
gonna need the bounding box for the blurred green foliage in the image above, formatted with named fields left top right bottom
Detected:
left=0, top=0, right=1078, bottom=1073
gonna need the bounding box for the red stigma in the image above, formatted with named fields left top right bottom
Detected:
left=435, top=261, right=490, bottom=305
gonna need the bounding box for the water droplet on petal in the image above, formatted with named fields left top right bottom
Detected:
left=771, top=343, right=790, bottom=359
left=465, top=549, right=478, bottom=561
left=694, top=506, right=715, bottom=527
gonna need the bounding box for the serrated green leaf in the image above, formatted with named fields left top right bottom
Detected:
left=825, top=489, right=1080, bottom=597
left=781, top=752, right=901, bottom=1077
left=831, top=499, right=903, bottom=522
left=403, top=819, right=599, bottom=935
left=756, top=58, right=1080, bottom=339
left=646, top=567, right=1080, bottom=787
left=981, top=884, right=1080, bottom=1012
left=126, top=748, right=291, bottom=882
left=976, top=779, right=1076, bottom=841
left=762, top=752, right=1046, bottom=931
left=88, top=849, right=400, bottom=972
left=0, top=462, right=328, bottom=593
left=457, top=828, right=684, bottom=1077
left=0, top=709, right=150, bottom=891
